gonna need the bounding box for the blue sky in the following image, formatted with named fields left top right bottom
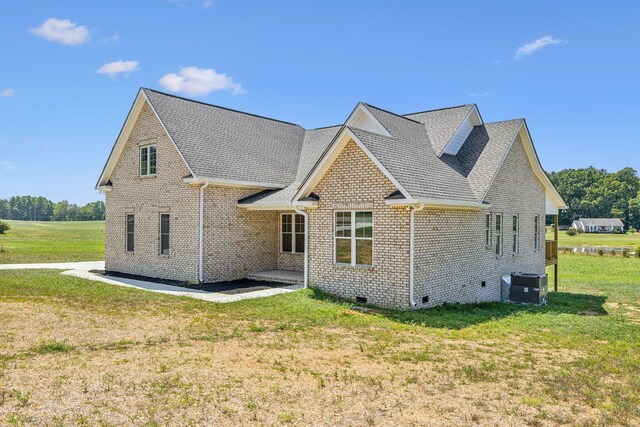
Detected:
left=1, top=1, right=639, bottom=204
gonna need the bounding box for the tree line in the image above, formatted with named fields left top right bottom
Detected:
left=0, top=196, right=105, bottom=221
left=547, top=167, right=640, bottom=229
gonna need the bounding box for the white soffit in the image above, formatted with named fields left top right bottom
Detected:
left=345, top=103, right=392, bottom=137
left=442, top=106, right=482, bottom=155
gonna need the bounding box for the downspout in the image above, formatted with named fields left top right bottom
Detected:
left=199, top=183, right=209, bottom=283
left=294, top=208, right=309, bottom=289
left=409, top=203, right=425, bottom=307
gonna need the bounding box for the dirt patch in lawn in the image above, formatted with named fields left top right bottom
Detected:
left=0, top=300, right=604, bottom=426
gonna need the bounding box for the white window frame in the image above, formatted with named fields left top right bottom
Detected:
left=334, top=210, right=373, bottom=267
left=534, top=215, right=540, bottom=251
left=495, top=213, right=503, bottom=256
left=485, top=213, right=491, bottom=248
left=159, top=213, right=170, bottom=256
left=140, top=144, right=157, bottom=177
left=512, top=214, right=519, bottom=254
left=125, top=214, right=134, bottom=253
left=280, top=213, right=305, bottom=254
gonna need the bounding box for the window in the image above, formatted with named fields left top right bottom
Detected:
left=334, top=211, right=373, bottom=266
left=159, top=213, right=170, bottom=255
left=281, top=213, right=305, bottom=253
left=495, top=214, right=502, bottom=256
left=126, top=214, right=134, bottom=252
left=140, top=145, right=157, bottom=176
left=485, top=214, right=491, bottom=247
left=534, top=215, right=540, bottom=251
left=512, top=214, right=519, bottom=254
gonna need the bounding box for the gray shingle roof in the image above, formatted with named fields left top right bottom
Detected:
left=404, top=105, right=474, bottom=155
left=354, top=105, right=477, bottom=202
left=295, top=126, right=341, bottom=182
left=579, top=218, right=625, bottom=227
left=144, top=89, right=305, bottom=185
left=134, top=89, right=538, bottom=207
left=456, top=119, right=524, bottom=200
left=237, top=182, right=301, bottom=207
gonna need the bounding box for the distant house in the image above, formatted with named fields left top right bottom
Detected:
left=572, top=218, right=624, bottom=233
left=96, top=88, right=566, bottom=309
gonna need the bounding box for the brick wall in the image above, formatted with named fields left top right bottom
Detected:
left=105, top=103, right=200, bottom=282
left=307, top=140, right=411, bottom=309
left=413, top=134, right=546, bottom=307
left=202, top=186, right=279, bottom=282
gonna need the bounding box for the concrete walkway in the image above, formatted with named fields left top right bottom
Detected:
left=0, top=261, right=105, bottom=270
left=1, top=261, right=302, bottom=303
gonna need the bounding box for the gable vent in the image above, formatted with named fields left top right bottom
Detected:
left=441, top=106, right=482, bottom=156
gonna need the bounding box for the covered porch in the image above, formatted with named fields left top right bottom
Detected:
left=236, top=191, right=312, bottom=287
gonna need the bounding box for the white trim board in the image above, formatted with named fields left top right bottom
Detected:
left=184, top=176, right=285, bottom=189
left=441, top=105, right=483, bottom=156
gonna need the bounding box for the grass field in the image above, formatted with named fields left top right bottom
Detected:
left=0, top=220, right=104, bottom=264
left=0, top=254, right=639, bottom=425
left=546, top=228, right=640, bottom=249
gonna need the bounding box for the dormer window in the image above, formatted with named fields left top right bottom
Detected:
left=140, top=145, right=157, bottom=177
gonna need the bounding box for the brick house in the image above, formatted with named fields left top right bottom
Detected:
left=96, top=88, right=566, bottom=309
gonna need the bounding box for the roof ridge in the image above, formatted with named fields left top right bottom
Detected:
left=362, top=102, right=423, bottom=124
left=307, top=124, right=342, bottom=131
left=142, top=87, right=304, bottom=128
left=403, top=104, right=472, bottom=116
left=484, top=118, right=524, bottom=125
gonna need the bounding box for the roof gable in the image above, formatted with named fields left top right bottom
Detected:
left=96, top=89, right=193, bottom=188
left=404, top=105, right=475, bottom=155
left=344, top=103, right=392, bottom=137
left=442, top=105, right=483, bottom=155
left=462, top=119, right=567, bottom=212
left=293, top=127, right=412, bottom=203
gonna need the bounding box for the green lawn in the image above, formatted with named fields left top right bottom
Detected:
left=546, top=228, right=640, bottom=249
left=0, top=254, right=639, bottom=425
left=0, top=220, right=104, bottom=264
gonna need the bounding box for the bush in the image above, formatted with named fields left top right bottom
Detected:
left=0, top=220, right=10, bottom=234
left=566, top=229, right=576, bottom=236
left=622, top=249, right=629, bottom=258
left=629, top=227, right=636, bottom=234
left=635, top=246, right=640, bottom=258
left=610, top=249, right=617, bottom=257
left=598, top=249, right=604, bottom=256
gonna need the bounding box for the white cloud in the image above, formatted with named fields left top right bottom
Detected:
left=515, top=36, right=562, bottom=59
left=469, top=92, right=489, bottom=98
left=0, top=88, right=15, bottom=97
left=98, top=60, right=139, bottom=77
left=102, top=33, right=120, bottom=43
left=0, top=161, right=16, bottom=173
left=159, top=66, right=245, bottom=96
left=202, top=0, right=214, bottom=9
left=30, top=18, right=90, bottom=45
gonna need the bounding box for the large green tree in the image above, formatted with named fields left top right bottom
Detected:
left=548, top=167, right=640, bottom=227
left=0, top=199, right=9, bottom=219
left=547, top=167, right=607, bottom=225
